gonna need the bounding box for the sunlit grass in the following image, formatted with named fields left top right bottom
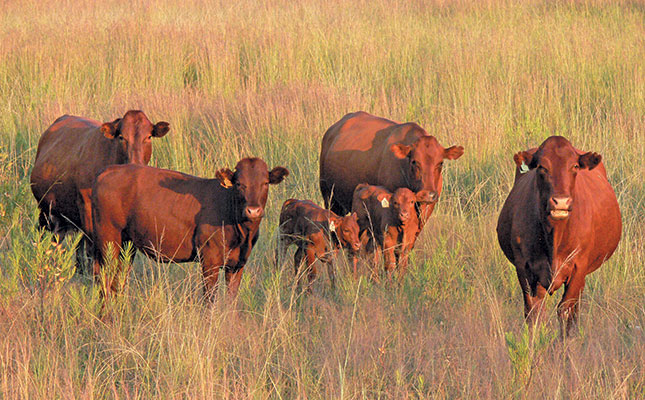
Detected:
left=0, top=0, right=644, bottom=398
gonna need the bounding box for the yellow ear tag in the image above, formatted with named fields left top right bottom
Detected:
left=223, top=179, right=233, bottom=188
left=329, top=220, right=336, bottom=232
left=381, top=198, right=389, bottom=208
left=519, top=161, right=529, bottom=174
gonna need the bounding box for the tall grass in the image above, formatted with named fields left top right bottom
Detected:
left=1, top=0, right=644, bottom=398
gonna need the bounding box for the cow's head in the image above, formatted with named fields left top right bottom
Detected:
left=330, top=212, right=361, bottom=252
left=390, top=136, right=463, bottom=202
left=216, top=157, right=289, bottom=222
left=517, top=136, right=601, bottom=221
left=101, top=110, right=169, bottom=165
left=390, top=188, right=435, bottom=225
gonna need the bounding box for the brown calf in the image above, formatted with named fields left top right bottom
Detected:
left=277, top=199, right=360, bottom=288
left=91, top=157, right=288, bottom=300
left=352, top=184, right=432, bottom=277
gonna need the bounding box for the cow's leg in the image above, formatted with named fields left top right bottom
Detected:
left=224, top=267, right=244, bottom=298
left=294, top=246, right=306, bottom=287
left=76, top=189, right=95, bottom=274
left=382, top=235, right=397, bottom=278
left=557, top=271, right=586, bottom=337
left=276, top=232, right=292, bottom=267
left=199, top=246, right=225, bottom=302
left=397, top=249, right=410, bottom=280
left=516, top=265, right=547, bottom=325
left=304, top=246, right=319, bottom=289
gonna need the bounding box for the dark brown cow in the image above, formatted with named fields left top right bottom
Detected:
left=277, top=199, right=361, bottom=288
left=91, top=158, right=288, bottom=299
left=30, top=110, right=169, bottom=238
left=497, top=136, right=621, bottom=335
left=352, top=184, right=433, bottom=277
left=319, top=111, right=464, bottom=226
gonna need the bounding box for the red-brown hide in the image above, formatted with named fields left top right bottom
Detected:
left=30, top=110, right=169, bottom=237
left=496, top=136, right=621, bottom=334
left=91, top=157, right=288, bottom=300
left=319, top=111, right=463, bottom=227
left=278, top=199, right=360, bottom=288
left=352, top=184, right=432, bottom=277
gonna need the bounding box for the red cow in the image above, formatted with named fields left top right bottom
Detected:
left=31, top=110, right=170, bottom=237
left=497, top=136, right=621, bottom=334
left=91, top=158, right=288, bottom=300
left=277, top=199, right=361, bottom=288
left=352, top=184, right=433, bottom=277
left=319, top=111, right=463, bottom=226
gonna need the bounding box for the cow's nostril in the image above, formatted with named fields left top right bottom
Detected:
left=245, top=206, right=263, bottom=218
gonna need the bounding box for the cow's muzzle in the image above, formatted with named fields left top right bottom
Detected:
left=245, top=206, right=264, bottom=220
left=548, top=197, right=572, bottom=220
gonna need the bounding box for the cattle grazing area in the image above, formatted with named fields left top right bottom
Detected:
left=0, top=0, right=643, bottom=398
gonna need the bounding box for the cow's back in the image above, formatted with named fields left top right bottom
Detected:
left=320, top=112, right=424, bottom=213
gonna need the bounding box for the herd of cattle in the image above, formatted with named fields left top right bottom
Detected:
left=29, top=110, right=621, bottom=334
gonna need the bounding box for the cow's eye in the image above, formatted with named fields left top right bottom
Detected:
left=437, top=162, right=444, bottom=169
left=538, top=165, right=548, bottom=174
left=118, top=136, right=125, bottom=141
left=146, top=135, right=152, bottom=140
left=572, top=164, right=580, bottom=171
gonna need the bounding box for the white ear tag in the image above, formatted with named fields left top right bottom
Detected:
left=329, top=220, right=336, bottom=232
left=520, top=161, right=529, bottom=174
left=381, top=198, right=389, bottom=208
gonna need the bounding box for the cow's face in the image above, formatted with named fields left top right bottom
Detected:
left=101, top=110, right=169, bottom=165
left=331, top=212, right=361, bottom=252
left=216, top=158, right=288, bottom=222
left=390, top=136, right=463, bottom=202
left=390, top=188, right=434, bottom=225
left=517, top=136, right=601, bottom=221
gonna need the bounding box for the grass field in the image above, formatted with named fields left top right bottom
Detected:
left=1, top=0, right=644, bottom=398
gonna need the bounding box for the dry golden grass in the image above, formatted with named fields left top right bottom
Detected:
left=0, top=0, right=644, bottom=398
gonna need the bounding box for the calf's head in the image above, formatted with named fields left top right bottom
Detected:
left=216, top=158, right=289, bottom=222
left=515, top=136, right=601, bottom=221
left=330, top=212, right=361, bottom=252
left=101, top=110, right=169, bottom=165
left=390, top=188, right=435, bottom=225
left=390, top=136, right=463, bottom=202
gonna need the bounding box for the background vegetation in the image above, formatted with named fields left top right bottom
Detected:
left=1, top=0, right=643, bottom=398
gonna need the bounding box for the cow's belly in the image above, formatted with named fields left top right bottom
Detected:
left=130, top=219, right=196, bottom=263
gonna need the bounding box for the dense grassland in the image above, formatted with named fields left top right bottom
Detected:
left=1, top=0, right=644, bottom=398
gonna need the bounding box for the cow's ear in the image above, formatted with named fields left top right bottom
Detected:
left=101, top=118, right=121, bottom=139
left=390, top=143, right=411, bottom=159
left=579, top=152, right=601, bottom=170
left=269, top=166, right=289, bottom=184
left=415, top=190, right=433, bottom=203
left=215, top=168, right=234, bottom=188
left=152, top=121, right=170, bottom=138
left=349, top=211, right=358, bottom=221
left=443, top=145, right=464, bottom=160
left=328, top=215, right=341, bottom=232
left=513, top=151, right=535, bottom=171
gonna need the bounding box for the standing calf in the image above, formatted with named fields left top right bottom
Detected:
left=91, top=157, right=288, bottom=300
left=352, top=184, right=432, bottom=277
left=277, top=199, right=361, bottom=289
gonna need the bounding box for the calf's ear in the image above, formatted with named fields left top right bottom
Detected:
left=443, top=145, right=464, bottom=160
left=415, top=190, right=433, bottom=203
left=152, top=121, right=170, bottom=138
left=390, top=143, right=411, bottom=159
left=269, top=166, right=289, bottom=184
left=579, top=152, right=601, bottom=170
left=101, top=118, right=121, bottom=139
left=215, top=168, right=234, bottom=188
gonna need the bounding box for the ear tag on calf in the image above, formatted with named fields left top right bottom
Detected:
left=381, top=198, right=390, bottom=208
left=329, top=220, right=336, bottom=232
left=519, top=161, right=529, bottom=174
